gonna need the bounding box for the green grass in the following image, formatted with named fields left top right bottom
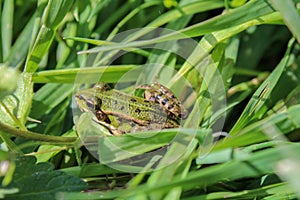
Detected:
left=1, top=0, right=300, bottom=199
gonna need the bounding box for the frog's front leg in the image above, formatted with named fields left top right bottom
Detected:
left=94, top=110, right=124, bottom=136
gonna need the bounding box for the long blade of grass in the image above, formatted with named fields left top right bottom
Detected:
left=215, top=104, right=300, bottom=150
left=25, top=0, right=74, bottom=73
left=5, top=0, right=48, bottom=68
left=1, top=0, right=13, bottom=60
left=32, top=65, right=142, bottom=83
left=182, top=182, right=295, bottom=200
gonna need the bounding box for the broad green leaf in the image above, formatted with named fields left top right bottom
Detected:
left=0, top=73, right=33, bottom=129
left=1, top=156, right=86, bottom=200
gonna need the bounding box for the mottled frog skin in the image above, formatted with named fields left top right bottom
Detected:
left=137, top=81, right=188, bottom=119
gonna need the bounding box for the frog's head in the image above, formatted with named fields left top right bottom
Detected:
left=75, top=91, right=101, bottom=113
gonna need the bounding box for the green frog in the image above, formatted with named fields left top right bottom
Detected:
left=75, top=82, right=187, bottom=135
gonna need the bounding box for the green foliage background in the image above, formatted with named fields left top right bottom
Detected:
left=1, top=0, right=300, bottom=199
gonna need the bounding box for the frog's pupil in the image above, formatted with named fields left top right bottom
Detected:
left=86, top=99, right=95, bottom=109
left=130, top=98, right=137, bottom=102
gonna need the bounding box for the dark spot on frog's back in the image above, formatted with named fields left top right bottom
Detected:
left=161, top=99, right=168, bottom=105
left=167, top=104, right=174, bottom=110
left=135, top=108, right=141, bottom=114
left=130, top=98, right=137, bottom=102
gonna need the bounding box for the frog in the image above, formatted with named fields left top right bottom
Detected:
left=75, top=82, right=184, bottom=135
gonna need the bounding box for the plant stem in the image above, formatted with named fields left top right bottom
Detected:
left=0, top=121, right=77, bottom=145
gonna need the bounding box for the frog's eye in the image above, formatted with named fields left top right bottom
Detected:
left=86, top=99, right=95, bottom=109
